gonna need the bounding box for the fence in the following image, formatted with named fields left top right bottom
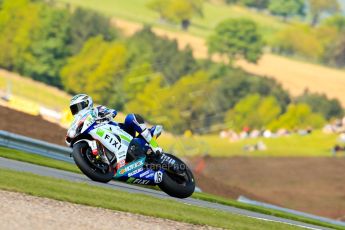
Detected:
left=0, top=130, right=73, bottom=163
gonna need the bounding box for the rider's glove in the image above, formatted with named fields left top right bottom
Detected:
left=97, top=106, right=117, bottom=118
left=104, top=113, right=114, bottom=120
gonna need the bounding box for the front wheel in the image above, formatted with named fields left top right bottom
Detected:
left=72, top=142, right=114, bottom=183
left=158, top=154, right=195, bottom=198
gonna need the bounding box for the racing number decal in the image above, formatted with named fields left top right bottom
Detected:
left=154, top=171, right=163, bottom=183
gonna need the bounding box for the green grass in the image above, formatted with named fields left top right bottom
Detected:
left=55, top=0, right=287, bottom=42
left=192, top=192, right=345, bottom=230
left=0, top=147, right=80, bottom=173
left=0, top=168, right=304, bottom=230
left=0, top=74, right=70, bottom=110
left=159, top=130, right=338, bottom=157
left=0, top=147, right=343, bottom=229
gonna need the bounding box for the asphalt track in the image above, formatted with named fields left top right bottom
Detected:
left=0, top=157, right=332, bottom=230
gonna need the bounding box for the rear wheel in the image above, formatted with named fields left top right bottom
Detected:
left=158, top=154, right=195, bottom=198
left=72, top=142, right=114, bottom=183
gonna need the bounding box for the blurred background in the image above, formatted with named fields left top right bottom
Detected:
left=1, top=0, right=345, bottom=221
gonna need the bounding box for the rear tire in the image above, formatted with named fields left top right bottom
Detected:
left=72, top=142, right=114, bottom=183
left=158, top=154, right=195, bottom=198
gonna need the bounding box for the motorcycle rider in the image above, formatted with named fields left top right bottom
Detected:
left=67, top=94, right=163, bottom=156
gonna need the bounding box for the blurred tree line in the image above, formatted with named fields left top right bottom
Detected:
left=222, top=0, right=345, bottom=67
left=0, top=0, right=343, bottom=134
left=148, top=0, right=345, bottom=68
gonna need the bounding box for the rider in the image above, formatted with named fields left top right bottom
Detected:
left=67, top=94, right=163, bottom=156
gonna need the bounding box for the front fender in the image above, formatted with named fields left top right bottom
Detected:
left=70, top=134, right=93, bottom=147
left=74, top=139, right=94, bottom=147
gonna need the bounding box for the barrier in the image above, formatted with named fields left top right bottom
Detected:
left=238, top=195, right=345, bottom=227
left=0, top=130, right=73, bottom=163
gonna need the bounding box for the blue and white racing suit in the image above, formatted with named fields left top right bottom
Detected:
left=95, top=106, right=162, bottom=153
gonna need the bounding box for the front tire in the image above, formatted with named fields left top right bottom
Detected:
left=72, top=142, right=114, bottom=183
left=158, top=154, right=195, bottom=198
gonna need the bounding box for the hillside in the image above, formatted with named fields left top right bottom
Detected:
left=57, top=0, right=345, bottom=107
left=0, top=69, right=70, bottom=111
left=56, top=0, right=285, bottom=41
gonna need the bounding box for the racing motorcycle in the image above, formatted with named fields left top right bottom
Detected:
left=66, top=110, right=195, bottom=198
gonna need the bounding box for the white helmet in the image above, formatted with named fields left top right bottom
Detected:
left=69, top=94, right=93, bottom=116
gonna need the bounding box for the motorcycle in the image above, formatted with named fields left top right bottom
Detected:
left=65, top=110, right=195, bottom=198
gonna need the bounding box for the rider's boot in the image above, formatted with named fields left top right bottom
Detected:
left=142, top=126, right=181, bottom=173
left=150, top=125, right=163, bottom=139
left=140, top=126, right=163, bottom=155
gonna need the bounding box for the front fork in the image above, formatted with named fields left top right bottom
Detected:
left=75, top=139, right=110, bottom=165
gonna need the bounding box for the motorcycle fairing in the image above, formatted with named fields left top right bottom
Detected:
left=113, top=157, right=163, bottom=185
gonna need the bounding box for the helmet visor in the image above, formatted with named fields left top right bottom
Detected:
left=70, top=101, right=89, bottom=115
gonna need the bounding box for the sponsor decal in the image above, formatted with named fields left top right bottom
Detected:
left=104, top=134, right=121, bottom=150
left=118, top=151, right=127, bottom=157
left=115, top=158, right=145, bottom=178
left=94, top=123, right=105, bottom=129
left=132, top=179, right=150, bottom=185
left=160, top=154, right=176, bottom=165
left=139, top=170, right=150, bottom=178
left=144, top=173, right=154, bottom=179
left=124, top=160, right=144, bottom=173
left=116, top=159, right=126, bottom=170
left=127, top=168, right=144, bottom=177
left=119, top=134, right=132, bottom=143
left=96, top=129, right=105, bottom=137
left=86, top=116, right=93, bottom=123
left=154, top=171, right=163, bottom=184
left=126, top=177, right=135, bottom=183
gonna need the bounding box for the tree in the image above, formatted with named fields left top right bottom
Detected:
left=126, top=71, right=218, bottom=134
left=309, top=0, right=340, bottom=26
left=225, top=94, right=281, bottom=131
left=208, top=18, right=263, bottom=64
left=268, top=103, right=325, bottom=131
left=271, top=23, right=323, bottom=60
left=0, top=0, right=41, bottom=70
left=122, top=62, right=160, bottom=102
left=85, top=42, right=127, bottom=105
left=225, top=0, right=240, bottom=4
left=164, top=71, right=218, bottom=133
left=61, top=36, right=128, bottom=106
left=240, top=0, right=269, bottom=9
left=19, top=7, right=71, bottom=87
left=225, top=0, right=270, bottom=10
left=268, top=0, right=305, bottom=20
left=208, top=64, right=290, bottom=116
left=322, top=15, right=345, bottom=32
left=147, top=0, right=169, bottom=21
left=324, top=33, right=345, bottom=68
left=69, top=7, right=117, bottom=54
left=127, top=26, right=197, bottom=84
left=296, top=92, right=343, bottom=119
left=125, top=75, right=166, bottom=125
left=147, top=0, right=203, bottom=30
left=61, top=36, right=107, bottom=94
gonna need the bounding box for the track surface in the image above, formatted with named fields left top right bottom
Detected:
left=0, top=157, right=331, bottom=230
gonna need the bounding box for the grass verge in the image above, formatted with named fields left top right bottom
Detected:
left=0, top=147, right=343, bottom=229
left=159, top=130, right=338, bottom=157
left=0, top=147, right=79, bottom=173
left=0, top=168, right=304, bottom=230
left=192, top=193, right=345, bottom=230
